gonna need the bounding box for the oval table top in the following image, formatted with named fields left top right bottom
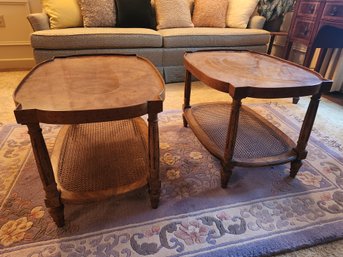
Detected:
left=13, top=55, right=165, bottom=124
left=184, top=50, right=331, bottom=98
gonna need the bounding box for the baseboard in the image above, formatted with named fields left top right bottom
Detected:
left=0, top=58, right=35, bottom=70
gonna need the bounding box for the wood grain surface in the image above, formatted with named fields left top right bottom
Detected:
left=14, top=55, right=165, bottom=111
left=184, top=50, right=330, bottom=98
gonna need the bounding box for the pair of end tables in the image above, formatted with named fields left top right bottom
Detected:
left=13, top=51, right=331, bottom=226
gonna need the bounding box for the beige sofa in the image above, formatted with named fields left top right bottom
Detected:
left=28, top=12, right=270, bottom=83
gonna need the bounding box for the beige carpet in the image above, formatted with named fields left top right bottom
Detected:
left=1, top=70, right=343, bottom=256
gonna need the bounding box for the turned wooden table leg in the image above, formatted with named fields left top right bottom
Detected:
left=26, top=123, right=65, bottom=227
left=292, top=97, right=300, bottom=104
left=148, top=112, right=161, bottom=208
left=290, top=93, right=321, bottom=178
left=222, top=98, right=242, bottom=188
left=182, top=70, right=192, bottom=127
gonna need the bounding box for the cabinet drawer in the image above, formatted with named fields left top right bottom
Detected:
left=322, top=2, right=343, bottom=22
left=318, top=21, right=343, bottom=33
left=291, top=20, right=316, bottom=42
left=298, top=2, right=321, bottom=19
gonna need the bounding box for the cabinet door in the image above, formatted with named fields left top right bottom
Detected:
left=290, top=19, right=316, bottom=43
left=298, top=1, right=321, bottom=20
left=322, top=2, right=343, bottom=23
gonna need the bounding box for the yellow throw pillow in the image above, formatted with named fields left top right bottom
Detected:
left=41, top=0, right=83, bottom=29
left=155, top=0, right=194, bottom=30
left=226, top=0, right=258, bottom=28
left=192, top=0, right=229, bottom=28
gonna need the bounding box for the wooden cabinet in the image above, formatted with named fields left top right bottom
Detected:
left=285, top=0, right=343, bottom=66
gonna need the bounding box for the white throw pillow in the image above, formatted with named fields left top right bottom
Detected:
left=226, top=0, right=258, bottom=28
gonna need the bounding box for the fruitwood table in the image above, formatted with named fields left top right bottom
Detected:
left=13, top=55, right=165, bottom=227
left=183, top=50, right=332, bottom=188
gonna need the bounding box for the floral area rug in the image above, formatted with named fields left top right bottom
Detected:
left=0, top=103, right=342, bottom=257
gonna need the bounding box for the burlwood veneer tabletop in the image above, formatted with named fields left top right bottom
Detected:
left=14, top=55, right=165, bottom=111
left=184, top=51, right=326, bottom=98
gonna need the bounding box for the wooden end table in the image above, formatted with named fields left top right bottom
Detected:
left=183, top=50, right=332, bottom=188
left=13, top=55, right=165, bottom=227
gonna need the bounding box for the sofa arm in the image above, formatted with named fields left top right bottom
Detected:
left=27, top=13, right=50, bottom=31
left=248, top=15, right=266, bottom=29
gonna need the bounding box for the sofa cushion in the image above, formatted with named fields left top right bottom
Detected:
left=41, top=0, right=83, bottom=29
left=159, top=28, right=270, bottom=48
left=31, top=28, right=162, bottom=49
left=79, top=0, right=116, bottom=27
left=226, top=0, right=259, bottom=28
left=155, top=0, right=194, bottom=30
left=115, top=0, right=155, bottom=29
left=192, top=0, right=228, bottom=28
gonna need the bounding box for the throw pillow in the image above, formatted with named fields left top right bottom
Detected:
left=192, top=0, right=228, bottom=28
left=226, top=0, right=258, bottom=28
left=41, top=0, right=83, bottom=29
left=155, top=0, right=194, bottom=30
left=115, top=0, right=156, bottom=29
left=79, top=0, right=116, bottom=27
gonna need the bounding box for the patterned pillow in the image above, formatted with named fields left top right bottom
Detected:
left=155, top=0, right=194, bottom=30
left=79, top=0, right=116, bottom=27
left=226, top=0, right=259, bottom=28
left=41, top=0, right=83, bottom=29
left=192, top=0, right=228, bottom=28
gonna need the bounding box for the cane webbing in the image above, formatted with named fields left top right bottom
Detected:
left=190, top=103, right=291, bottom=160
left=57, top=118, right=148, bottom=195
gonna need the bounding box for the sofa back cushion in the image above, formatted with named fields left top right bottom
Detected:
left=192, top=0, right=228, bottom=28
left=79, top=0, right=116, bottom=27
left=155, top=0, right=194, bottom=30
left=115, top=0, right=156, bottom=29
left=226, top=0, right=258, bottom=28
left=41, top=0, right=83, bottom=29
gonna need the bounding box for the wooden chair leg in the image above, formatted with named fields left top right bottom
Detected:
left=314, top=48, right=328, bottom=72
left=267, top=34, right=276, bottom=55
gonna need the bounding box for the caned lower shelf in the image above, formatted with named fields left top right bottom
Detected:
left=183, top=102, right=297, bottom=167
left=51, top=118, right=148, bottom=203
